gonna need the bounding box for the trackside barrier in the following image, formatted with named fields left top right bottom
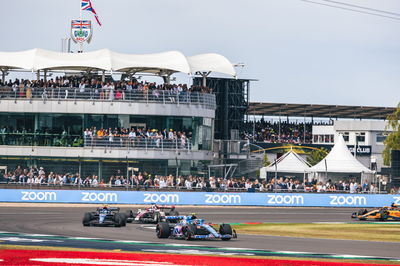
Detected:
left=1, top=189, right=400, bottom=207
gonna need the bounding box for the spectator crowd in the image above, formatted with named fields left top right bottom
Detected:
left=83, top=127, right=192, bottom=149
left=243, top=119, right=312, bottom=144
left=242, top=119, right=332, bottom=144
left=2, top=165, right=398, bottom=194
left=0, top=77, right=213, bottom=100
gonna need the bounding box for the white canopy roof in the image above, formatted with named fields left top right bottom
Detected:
left=0, top=48, right=236, bottom=76
left=262, top=149, right=311, bottom=174
left=187, top=54, right=236, bottom=77
left=310, top=134, right=373, bottom=173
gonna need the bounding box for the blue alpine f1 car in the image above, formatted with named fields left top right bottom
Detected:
left=156, top=215, right=237, bottom=241
left=82, top=206, right=126, bottom=227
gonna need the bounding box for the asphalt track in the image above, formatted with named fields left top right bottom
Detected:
left=0, top=206, right=399, bottom=260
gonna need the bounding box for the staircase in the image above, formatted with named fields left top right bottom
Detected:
left=233, top=143, right=265, bottom=176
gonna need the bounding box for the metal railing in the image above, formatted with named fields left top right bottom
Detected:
left=0, top=132, right=81, bottom=147
left=0, top=134, right=198, bottom=152
left=0, top=86, right=216, bottom=110
left=0, top=182, right=392, bottom=194
left=84, top=137, right=194, bottom=152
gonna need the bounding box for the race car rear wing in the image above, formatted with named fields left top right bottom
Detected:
left=154, top=204, right=176, bottom=209
left=96, top=207, right=120, bottom=212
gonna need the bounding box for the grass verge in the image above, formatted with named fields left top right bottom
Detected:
left=233, top=223, right=400, bottom=242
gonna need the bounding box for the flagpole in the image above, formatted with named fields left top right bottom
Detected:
left=79, top=0, right=83, bottom=53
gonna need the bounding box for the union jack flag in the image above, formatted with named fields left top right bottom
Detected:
left=71, top=20, right=91, bottom=29
left=81, top=0, right=102, bottom=26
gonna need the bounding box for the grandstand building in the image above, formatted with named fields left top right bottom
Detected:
left=312, top=120, right=392, bottom=171
left=246, top=103, right=396, bottom=180
left=0, top=48, right=236, bottom=179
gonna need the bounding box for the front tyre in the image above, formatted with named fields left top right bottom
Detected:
left=184, top=224, right=196, bottom=240
left=219, top=223, right=232, bottom=241
left=156, top=222, right=171, bottom=238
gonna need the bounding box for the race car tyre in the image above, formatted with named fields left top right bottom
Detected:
left=184, top=224, right=196, bottom=240
left=379, top=210, right=389, bottom=221
left=156, top=222, right=171, bottom=238
left=119, top=213, right=127, bottom=227
left=219, top=223, right=233, bottom=235
left=219, top=224, right=232, bottom=240
left=82, top=212, right=93, bottom=226
left=114, top=213, right=124, bottom=227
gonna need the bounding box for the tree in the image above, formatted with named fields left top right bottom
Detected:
left=306, top=148, right=329, bottom=166
left=263, top=154, right=271, bottom=167
left=383, top=103, right=400, bottom=166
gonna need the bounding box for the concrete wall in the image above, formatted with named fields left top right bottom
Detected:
left=0, top=99, right=215, bottom=119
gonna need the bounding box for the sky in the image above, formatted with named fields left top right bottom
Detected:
left=1, top=0, right=399, bottom=107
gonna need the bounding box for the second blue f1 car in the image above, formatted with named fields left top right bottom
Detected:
left=156, top=215, right=237, bottom=241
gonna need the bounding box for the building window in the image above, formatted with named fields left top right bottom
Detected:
left=376, top=133, right=387, bottom=143
left=356, top=132, right=365, bottom=143
left=313, top=135, right=318, bottom=143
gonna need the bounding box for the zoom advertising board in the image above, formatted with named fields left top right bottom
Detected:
left=1, top=189, right=400, bottom=207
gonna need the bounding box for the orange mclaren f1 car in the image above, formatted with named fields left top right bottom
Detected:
left=351, top=203, right=400, bottom=221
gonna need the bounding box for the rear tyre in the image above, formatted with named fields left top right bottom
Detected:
left=219, top=224, right=232, bottom=241
left=119, top=213, right=127, bottom=226
left=114, top=213, right=123, bottom=227
left=82, top=212, right=93, bottom=226
left=156, top=222, right=171, bottom=238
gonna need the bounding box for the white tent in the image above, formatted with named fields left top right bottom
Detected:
left=310, top=134, right=373, bottom=182
left=310, top=134, right=373, bottom=174
left=260, top=149, right=311, bottom=179
left=0, top=48, right=236, bottom=76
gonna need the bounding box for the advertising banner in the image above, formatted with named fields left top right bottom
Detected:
left=1, top=189, right=399, bottom=207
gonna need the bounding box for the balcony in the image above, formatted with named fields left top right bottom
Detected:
left=0, top=87, right=216, bottom=117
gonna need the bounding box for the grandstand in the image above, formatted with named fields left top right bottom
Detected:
left=0, top=48, right=236, bottom=178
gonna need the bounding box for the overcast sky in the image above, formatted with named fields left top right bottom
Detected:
left=1, top=0, right=399, bottom=107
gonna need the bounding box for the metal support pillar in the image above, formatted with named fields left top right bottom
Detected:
left=162, top=75, right=171, bottom=84
left=1, top=69, right=5, bottom=84
left=199, top=71, right=211, bottom=87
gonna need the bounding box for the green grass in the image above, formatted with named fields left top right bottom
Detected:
left=233, top=223, right=400, bottom=242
